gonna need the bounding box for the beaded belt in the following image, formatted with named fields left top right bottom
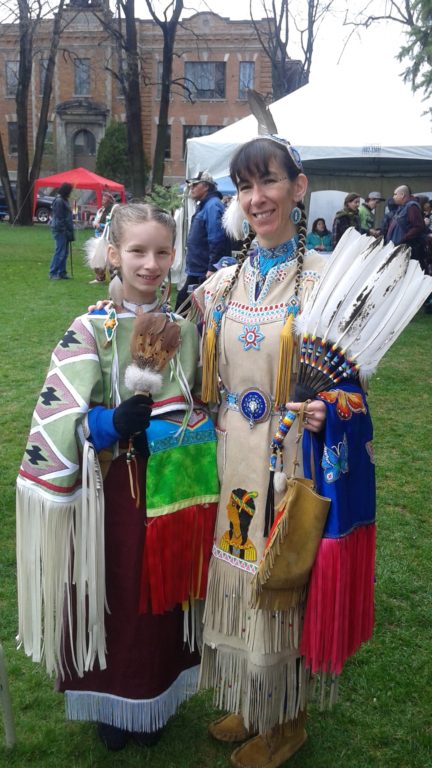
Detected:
left=223, top=388, right=282, bottom=427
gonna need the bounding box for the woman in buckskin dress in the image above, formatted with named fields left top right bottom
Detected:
left=191, top=136, right=376, bottom=768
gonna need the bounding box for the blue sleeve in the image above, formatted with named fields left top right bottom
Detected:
left=87, top=405, right=120, bottom=452
left=204, top=199, right=230, bottom=268
left=302, top=382, right=375, bottom=538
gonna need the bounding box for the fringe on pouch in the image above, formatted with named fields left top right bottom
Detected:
left=139, top=503, right=217, bottom=615
left=203, top=555, right=303, bottom=655
left=300, top=523, right=376, bottom=676
left=16, top=442, right=106, bottom=678
left=199, top=643, right=310, bottom=734
left=64, top=665, right=199, bottom=732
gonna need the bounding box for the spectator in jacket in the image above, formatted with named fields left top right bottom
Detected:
left=332, top=193, right=361, bottom=248
left=385, top=185, right=426, bottom=266
left=306, top=217, right=332, bottom=252
left=359, top=191, right=385, bottom=237
left=175, top=171, right=231, bottom=310
left=49, top=182, right=75, bottom=280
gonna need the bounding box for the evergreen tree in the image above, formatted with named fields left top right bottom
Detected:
left=95, top=120, right=133, bottom=188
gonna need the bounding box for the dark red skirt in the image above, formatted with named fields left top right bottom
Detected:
left=58, top=454, right=200, bottom=731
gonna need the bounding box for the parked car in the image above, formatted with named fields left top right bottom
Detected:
left=0, top=184, right=55, bottom=222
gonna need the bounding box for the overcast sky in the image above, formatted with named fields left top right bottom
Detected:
left=136, top=0, right=416, bottom=105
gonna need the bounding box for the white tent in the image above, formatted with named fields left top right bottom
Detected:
left=185, top=71, right=432, bottom=202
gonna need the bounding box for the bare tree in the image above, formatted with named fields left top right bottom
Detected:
left=111, top=0, right=148, bottom=196
left=249, top=0, right=334, bottom=100
left=144, top=0, right=183, bottom=188
left=345, top=1, right=432, bottom=102
left=0, top=0, right=67, bottom=225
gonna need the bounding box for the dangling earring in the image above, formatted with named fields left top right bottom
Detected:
left=242, top=219, right=251, bottom=239
left=157, top=268, right=172, bottom=310
left=290, top=206, right=302, bottom=225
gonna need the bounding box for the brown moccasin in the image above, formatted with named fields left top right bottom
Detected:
left=208, top=713, right=254, bottom=743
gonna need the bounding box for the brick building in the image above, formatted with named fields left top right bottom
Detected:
left=0, top=3, right=275, bottom=185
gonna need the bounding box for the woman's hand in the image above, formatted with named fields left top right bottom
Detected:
left=286, top=399, right=326, bottom=433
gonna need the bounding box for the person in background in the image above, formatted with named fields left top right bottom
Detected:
left=89, top=191, right=116, bottom=284
left=49, top=182, right=74, bottom=280
left=175, top=171, right=231, bottom=310
left=358, top=191, right=385, bottom=237
left=331, top=192, right=361, bottom=247
left=305, top=217, right=332, bottom=252
left=17, top=203, right=218, bottom=752
left=385, top=185, right=426, bottom=267
left=380, top=196, right=398, bottom=241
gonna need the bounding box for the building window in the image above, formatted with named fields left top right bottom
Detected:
left=5, top=61, right=19, bottom=97
left=184, top=62, right=226, bottom=100
left=39, top=59, right=48, bottom=95
left=8, top=122, right=18, bottom=154
left=74, top=58, right=91, bottom=96
left=239, top=62, right=254, bottom=100
left=183, top=125, right=223, bottom=155
left=73, top=129, right=96, bottom=156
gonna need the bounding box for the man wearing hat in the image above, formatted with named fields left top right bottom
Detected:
left=175, top=171, right=231, bottom=310
left=359, top=191, right=385, bottom=237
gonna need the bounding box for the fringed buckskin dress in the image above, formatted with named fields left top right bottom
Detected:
left=192, top=248, right=376, bottom=734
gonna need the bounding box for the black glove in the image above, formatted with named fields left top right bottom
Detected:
left=113, top=394, right=153, bottom=439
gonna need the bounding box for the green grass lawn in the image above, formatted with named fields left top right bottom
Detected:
left=1, top=223, right=432, bottom=767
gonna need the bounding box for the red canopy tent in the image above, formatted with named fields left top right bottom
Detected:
left=33, top=167, right=126, bottom=214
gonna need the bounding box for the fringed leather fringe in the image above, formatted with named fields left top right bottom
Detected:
left=64, top=665, right=199, bottom=731
left=139, top=503, right=217, bottom=614
left=16, top=442, right=107, bottom=678
left=201, top=322, right=220, bottom=404
left=301, top=524, right=376, bottom=675
left=199, top=643, right=310, bottom=734
left=274, top=313, right=295, bottom=408
left=203, top=555, right=302, bottom=654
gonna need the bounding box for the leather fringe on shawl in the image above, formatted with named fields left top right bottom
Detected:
left=199, top=554, right=309, bottom=733
left=16, top=442, right=106, bottom=678
left=65, top=665, right=199, bottom=732
left=139, top=502, right=218, bottom=615
left=301, top=523, right=376, bottom=676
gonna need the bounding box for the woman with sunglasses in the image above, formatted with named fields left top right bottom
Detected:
left=191, top=136, right=375, bottom=768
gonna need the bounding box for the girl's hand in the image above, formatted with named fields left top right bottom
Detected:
left=88, top=299, right=111, bottom=313
left=286, top=400, right=326, bottom=433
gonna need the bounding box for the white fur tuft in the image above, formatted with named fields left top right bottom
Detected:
left=273, top=471, right=288, bottom=494
left=83, top=236, right=108, bottom=269
left=108, top=274, right=124, bottom=305
left=222, top=196, right=245, bottom=240
left=124, top=364, right=163, bottom=395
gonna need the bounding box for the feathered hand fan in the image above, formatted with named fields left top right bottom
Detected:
left=125, top=312, right=181, bottom=397
left=123, top=312, right=181, bottom=505
left=265, top=227, right=432, bottom=527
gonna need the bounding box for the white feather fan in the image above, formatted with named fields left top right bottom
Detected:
left=295, top=228, right=432, bottom=397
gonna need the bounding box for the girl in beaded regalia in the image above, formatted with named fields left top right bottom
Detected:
left=16, top=204, right=219, bottom=751
left=191, top=137, right=376, bottom=768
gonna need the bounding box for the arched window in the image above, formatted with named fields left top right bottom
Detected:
left=73, top=129, right=96, bottom=168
